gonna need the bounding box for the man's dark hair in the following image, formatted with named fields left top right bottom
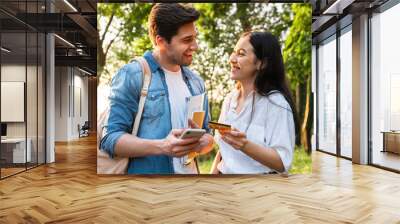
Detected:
left=148, top=3, right=200, bottom=45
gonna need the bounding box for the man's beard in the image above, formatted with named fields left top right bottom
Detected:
left=169, top=54, right=190, bottom=66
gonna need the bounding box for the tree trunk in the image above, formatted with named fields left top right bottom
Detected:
left=209, top=74, right=213, bottom=121
left=300, top=75, right=312, bottom=153
left=296, top=85, right=300, bottom=116
left=97, top=9, right=116, bottom=86
left=97, top=38, right=106, bottom=86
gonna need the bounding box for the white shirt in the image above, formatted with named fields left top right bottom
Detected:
left=163, top=67, right=197, bottom=174
left=216, top=89, right=295, bottom=174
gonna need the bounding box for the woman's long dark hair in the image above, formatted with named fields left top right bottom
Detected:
left=243, top=31, right=299, bottom=143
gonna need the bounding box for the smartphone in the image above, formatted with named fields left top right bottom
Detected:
left=208, top=121, right=231, bottom=131
left=179, top=129, right=206, bottom=139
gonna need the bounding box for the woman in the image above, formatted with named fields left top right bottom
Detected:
left=211, top=31, right=298, bottom=174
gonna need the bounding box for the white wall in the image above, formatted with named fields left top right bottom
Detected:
left=1, top=65, right=29, bottom=138
left=54, top=67, right=89, bottom=141
left=72, top=72, right=89, bottom=138
left=55, top=66, right=69, bottom=141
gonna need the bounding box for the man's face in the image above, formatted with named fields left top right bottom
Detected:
left=159, top=22, right=198, bottom=66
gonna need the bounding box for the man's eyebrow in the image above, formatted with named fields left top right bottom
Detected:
left=182, top=33, right=198, bottom=39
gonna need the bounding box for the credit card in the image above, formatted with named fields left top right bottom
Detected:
left=208, top=121, right=231, bottom=130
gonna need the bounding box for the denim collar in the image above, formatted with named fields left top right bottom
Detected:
left=143, top=50, right=191, bottom=80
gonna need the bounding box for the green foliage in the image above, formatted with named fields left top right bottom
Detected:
left=195, top=3, right=232, bottom=49
left=98, top=3, right=152, bottom=83
left=198, top=157, right=214, bottom=174
left=97, top=3, right=122, bottom=19
left=198, top=145, right=312, bottom=174
left=191, top=3, right=293, bottom=121
left=197, top=143, right=219, bottom=174
left=283, top=4, right=312, bottom=90
left=283, top=4, right=313, bottom=150
left=119, top=4, right=153, bottom=52
left=289, top=146, right=312, bottom=174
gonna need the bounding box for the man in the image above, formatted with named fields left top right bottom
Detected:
left=100, top=3, right=214, bottom=174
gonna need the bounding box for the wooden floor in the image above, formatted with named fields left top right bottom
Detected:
left=1, top=167, right=26, bottom=178
left=0, top=135, right=400, bottom=223
left=372, top=150, right=400, bottom=171
left=1, top=163, right=45, bottom=178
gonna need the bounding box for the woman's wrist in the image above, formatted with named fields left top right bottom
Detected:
left=239, top=139, right=250, bottom=151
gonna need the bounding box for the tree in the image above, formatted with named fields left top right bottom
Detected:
left=192, top=3, right=292, bottom=121
left=97, top=3, right=152, bottom=85
left=283, top=4, right=312, bottom=152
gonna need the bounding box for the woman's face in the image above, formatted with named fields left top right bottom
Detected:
left=229, top=36, right=261, bottom=82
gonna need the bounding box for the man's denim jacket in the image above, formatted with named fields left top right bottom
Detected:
left=100, top=51, right=210, bottom=174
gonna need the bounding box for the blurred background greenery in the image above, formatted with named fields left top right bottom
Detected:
left=198, top=146, right=312, bottom=174
left=98, top=3, right=312, bottom=174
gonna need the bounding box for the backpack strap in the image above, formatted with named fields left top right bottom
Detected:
left=132, top=57, right=152, bottom=136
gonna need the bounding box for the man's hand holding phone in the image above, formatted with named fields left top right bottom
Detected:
left=161, top=129, right=203, bottom=158
left=182, top=120, right=215, bottom=165
left=161, top=119, right=213, bottom=160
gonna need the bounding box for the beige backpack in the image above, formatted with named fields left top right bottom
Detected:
left=97, top=57, right=151, bottom=174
